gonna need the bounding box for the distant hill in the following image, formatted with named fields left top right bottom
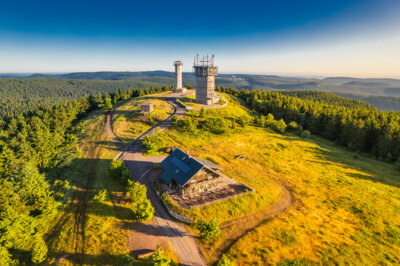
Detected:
left=2, top=71, right=400, bottom=111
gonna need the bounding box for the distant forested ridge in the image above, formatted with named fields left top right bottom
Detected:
left=0, top=86, right=169, bottom=264
left=3, top=73, right=400, bottom=114
left=278, top=90, right=374, bottom=109
left=217, top=87, right=400, bottom=162
left=0, top=78, right=173, bottom=117
left=336, top=92, right=400, bottom=112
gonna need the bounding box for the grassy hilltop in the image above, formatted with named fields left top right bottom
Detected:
left=142, top=93, right=400, bottom=264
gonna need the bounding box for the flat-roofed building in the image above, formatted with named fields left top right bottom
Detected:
left=141, top=103, right=153, bottom=113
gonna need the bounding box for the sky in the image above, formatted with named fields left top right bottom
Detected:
left=1, top=0, right=400, bottom=78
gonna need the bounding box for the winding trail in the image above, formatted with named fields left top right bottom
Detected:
left=107, top=96, right=207, bottom=266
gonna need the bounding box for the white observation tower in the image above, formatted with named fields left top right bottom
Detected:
left=173, top=60, right=186, bottom=93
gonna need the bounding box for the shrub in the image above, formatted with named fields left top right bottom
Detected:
left=93, top=189, right=108, bottom=202
left=300, top=130, right=311, bottom=138
left=31, top=235, right=48, bottom=264
left=142, top=134, right=164, bottom=154
left=127, top=180, right=147, bottom=203
left=200, top=108, right=205, bottom=117
left=273, top=119, right=287, bottom=133
left=238, top=115, right=250, bottom=127
left=109, top=160, right=131, bottom=184
left=127, top=180, right=155, bottom=221
left=202, top=117, right=229, bottom=134
left=178, top=116, right=198, bottom=132
left=218, top=254, right=235, bottom=266
left=196, top=219, right=221, bottom=243
left=278, top=258, right=312, bottom=266
left=132, top=199, right=154, bottom=221
left=149, top=115, right=155, bottom=126
left=171, top=115, right=178, bottom=123
left=255, top=115, right=266, bottom=127
left=152, top=248, right=171, bottom=266
left=288, top=121, right=299, bottom=130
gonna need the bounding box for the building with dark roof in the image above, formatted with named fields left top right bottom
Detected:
left=160, top=148, right=223, bottom=196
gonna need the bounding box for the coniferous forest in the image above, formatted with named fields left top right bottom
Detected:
left=0, top=78, right=172, bottom=117
left=217, top=87, right=400, bottom=163
left=0, top=85, right=170, bottom=264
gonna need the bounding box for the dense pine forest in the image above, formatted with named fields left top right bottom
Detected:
left=0, top=79, right=173, bottom=117
left=0, top=86, right=170, bottom=264
left=217, top=87, right=400, bottom=163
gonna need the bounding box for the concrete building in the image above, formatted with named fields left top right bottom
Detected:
left=173, top=60, right=186, bottom=93
left=193, top=54, right=219, bottom=105
left=140, top=103, right=153, bottom=113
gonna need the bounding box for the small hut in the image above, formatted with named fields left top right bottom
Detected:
left=141, top=103, right=153, bottom=113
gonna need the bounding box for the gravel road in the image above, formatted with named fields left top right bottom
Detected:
left=108, top=96, right=207, bottom=266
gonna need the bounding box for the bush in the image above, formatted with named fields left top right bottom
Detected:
left=278, top=258, right=312, bottom=266
left=288, top=121, right=299, bottom=130
left=178, top=116, right=198, bottom=132
left=152, top=248, right=171, bottom=266
left=300, top=130, right=311, bottom=138
left=142, top=134, right=164, bottom=154
left=202, top=117, right=229, bottom=134
left=217, top=254, right=235, bottom=266
left=149, top=115, right=155, bottom=126
left=132, top=199, right=154, bottom=221
left=200, top=108, right=205, bottom=117
left=31, top=235, right=48, bottom=264
left=273, top=119, right=287, bottom=133
left=127, top=180, right=147, bottom=202
left=171, top=115, right=178, bottom=123
left=238, top=115, right=250, bottom=127
left=93, top=189, right=108, bottom=202
left=127, top=180, right=155, bottom=221
left=109, top=160, right=131, bottom=184
left=196, top=219, right=221, bottom=243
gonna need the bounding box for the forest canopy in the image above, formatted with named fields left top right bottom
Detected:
left=0, top=78, right=173, bottom=117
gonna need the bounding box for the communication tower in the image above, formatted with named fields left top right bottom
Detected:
left=193, top=54, right=219, bottom=105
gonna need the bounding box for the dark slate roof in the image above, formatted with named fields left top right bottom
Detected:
left=196, top=158, right=222, bottom=170
left=160, top=148, right=205, bottom=186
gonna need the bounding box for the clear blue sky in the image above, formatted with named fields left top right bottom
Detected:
left=1, top=0, right=400, bottom=77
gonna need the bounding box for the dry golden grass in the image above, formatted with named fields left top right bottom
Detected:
left=157, top=94, right=400, bottom=265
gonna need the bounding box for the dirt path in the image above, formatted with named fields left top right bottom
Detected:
left=108, top=96, right=207, bottom=265
left=49, top=114, right=108, bottom=265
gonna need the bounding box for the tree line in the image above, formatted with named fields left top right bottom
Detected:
left=0, top=86, right=169, bottom=264
left=216, top=87, right=400, bottom=163
left=0, top=78, right=173, bottom=117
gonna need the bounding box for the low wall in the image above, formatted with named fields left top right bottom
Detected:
left=150, top=181, right=193, bottom=224
left=181, top=185, right=255, bottom=210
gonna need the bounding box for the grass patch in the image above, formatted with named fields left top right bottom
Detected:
left=112, top=94, right=174, bottom=144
